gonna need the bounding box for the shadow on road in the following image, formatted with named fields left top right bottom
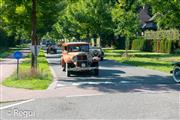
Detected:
left=59, top=68, right=179, bottom=93
left=47, top=52, right=180, bottom=93
left=77, top=75, right=179, bottom=93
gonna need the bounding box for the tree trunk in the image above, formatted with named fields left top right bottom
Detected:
left=31, top=0, right=38, bottom=70
left=125, top=37, right=129, bottom=58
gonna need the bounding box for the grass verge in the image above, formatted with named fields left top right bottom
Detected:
left=104, top=49, right=180, bottom=73
left=2, top=50, right=53, bottom=90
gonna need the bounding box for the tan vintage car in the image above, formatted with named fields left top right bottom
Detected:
left=61, top=42, right=100, bottom=77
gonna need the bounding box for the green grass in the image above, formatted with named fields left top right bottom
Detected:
left=2, top=50, right=53, bottom=90
left=104, top=49, right=180, bottom=73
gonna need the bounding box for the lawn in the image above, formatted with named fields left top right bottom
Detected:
left=104, top=49, right=180, bottom=73
left=2, top=50, right=53, bottom=90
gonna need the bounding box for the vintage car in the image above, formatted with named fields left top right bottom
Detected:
left=90, top=46, right=104, bottom=61
left=61, top=42, right=100, bottom=77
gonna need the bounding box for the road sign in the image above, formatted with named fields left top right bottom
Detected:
left=13, top=51, right=23, bottom=79
left=30, top=45, right=41, bottom=55
left=13, top=51, right=23, bottom=59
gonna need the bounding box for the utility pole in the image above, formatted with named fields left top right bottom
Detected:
left=31, top=0, right=38, bottom=71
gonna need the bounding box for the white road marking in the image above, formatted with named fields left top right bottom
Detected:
left=66, top=93, right=103, bottom=98
left=72, top=83, right=81, bottom=86
left=0, top=99, right=35, bottom=110
left=56, top=84, right=65, bottom=87
left=71, top=81, right=114, bottom=86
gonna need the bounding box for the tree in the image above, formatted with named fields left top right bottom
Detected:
left=147, top=0, right=180, bottom=29
left=111, top=0, right=140, bottom=56
left=53, top=0, right=114, bottom=45
left=1, top=0, right=66, bottom=69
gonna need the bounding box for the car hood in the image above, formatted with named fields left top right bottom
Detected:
left=68, top=52, right=89, bottom=58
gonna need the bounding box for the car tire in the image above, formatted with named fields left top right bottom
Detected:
left=66, top=63, right=71, bottom=77
left=100, top=57, right=103, bottom=61
left=173, top=66, right=180, bottom=83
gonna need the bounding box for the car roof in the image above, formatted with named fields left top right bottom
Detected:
left=62, top=42, right=89, bottom=46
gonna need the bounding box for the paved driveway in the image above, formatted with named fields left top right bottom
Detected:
left=46, top=51, right=180, bottom=93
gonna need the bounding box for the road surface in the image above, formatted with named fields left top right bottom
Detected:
left=1, top=50, right=179, bottom=119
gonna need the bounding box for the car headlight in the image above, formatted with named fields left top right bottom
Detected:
left=72, top=56, right=77, bottom=62
left=87, top=54, right=93, bottom=61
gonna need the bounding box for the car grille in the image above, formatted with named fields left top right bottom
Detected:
left=77, top=55, right=87, bottom=60
left=77, top=55, right=88, bottom=67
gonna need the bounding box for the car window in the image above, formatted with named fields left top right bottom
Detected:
left=69, top=46, right=80, bottom=52
left=81, top=45, right=89, bottom=52
left=68, top=45, right=89, bottom=52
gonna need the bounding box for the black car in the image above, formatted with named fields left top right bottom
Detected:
left=47, top=44, right=58, bottom=54
left=90, top=46, right=104, bottom=61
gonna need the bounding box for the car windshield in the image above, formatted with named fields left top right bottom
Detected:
left=90, top=47, right=101, bottom=49
left=69, top=45, right=89, bottom=52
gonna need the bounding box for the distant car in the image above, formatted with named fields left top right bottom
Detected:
left=61, top=42, right=100, bottom=77
left=40, top=41, right=47, bottom=49
left=47, top=44, right=58, bottom=54
left=90, top=46, right=104, bottom=61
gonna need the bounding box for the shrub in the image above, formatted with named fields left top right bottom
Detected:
left=131, top=38, right=152, bottom=52
left=153, top=39, right=174, bottom=53
left=131, top=39, right=143, bottom=50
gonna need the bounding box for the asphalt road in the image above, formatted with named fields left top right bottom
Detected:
left=46, top=50, right=179, bottom=93
left=1, top=92, right=179, bottom=119
left=1, top=50, right=179, bottom=119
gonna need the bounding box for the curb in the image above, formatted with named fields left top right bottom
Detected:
left=45, top=52, right=58, bottom=90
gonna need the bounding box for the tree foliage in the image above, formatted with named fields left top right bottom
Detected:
left=0, top=0, right=179, bottom=48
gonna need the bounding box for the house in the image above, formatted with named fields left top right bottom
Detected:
left=139, top=5, right=157, bottom=33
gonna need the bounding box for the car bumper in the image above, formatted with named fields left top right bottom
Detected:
left=68, top=67, right=98, bottom=71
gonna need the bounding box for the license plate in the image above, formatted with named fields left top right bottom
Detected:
left=81, top=63, right=86, bottom=67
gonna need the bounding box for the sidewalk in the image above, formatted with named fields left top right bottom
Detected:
left=0, top=85, right=101, bottom=102
left=0, top=48, right=30, bottom=83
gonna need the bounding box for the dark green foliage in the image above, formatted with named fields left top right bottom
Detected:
left=132, top=38, right=152, bottom=52
left=152, top=40, right=158, bottom=52
left=132, top=39, right=143, bottom=50
left=152, top=39, right=174, bottom=53
left=159, top=39, right=173, bottom=53
left=112, top=36, right=126, bottom=49
left=132, top=38, right=175, bottom=53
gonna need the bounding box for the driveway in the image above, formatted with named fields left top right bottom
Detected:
left=46, top=51, right=180, bottom=93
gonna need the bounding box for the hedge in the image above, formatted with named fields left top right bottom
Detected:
left=152, top=39, right=174, bottom=53
left=132, top=38, right=174, bottom=53
left=131, top=38, right=152, bottom=51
